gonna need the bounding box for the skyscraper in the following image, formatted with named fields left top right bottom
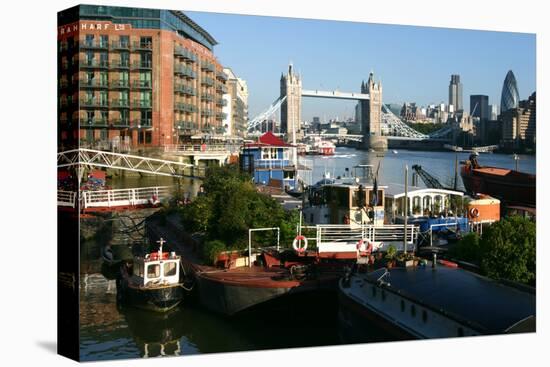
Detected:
left=448, top=74, right=463, bottom=112
left=470, top=95, right=489, bottom=121
left=500, top=70, right=520, bottom=114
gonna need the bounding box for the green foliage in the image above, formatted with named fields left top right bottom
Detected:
left=203, top=240, right=226, bottom=265
left=448, top=232, right=481, bottom=262
left=405, top=122, right=445, bottom=135
left=479, top=216, right=536, bottom=285
left=449, top=216, right=536, bottom=285
left=386, top=244, right=397, bottom=259
left=178, top=165, right=301, bottom=257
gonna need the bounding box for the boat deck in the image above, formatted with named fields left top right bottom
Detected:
left=363, top=266, right=536, bottom=334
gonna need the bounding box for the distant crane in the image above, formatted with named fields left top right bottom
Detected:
left=411, top=164, right=445, bottom=189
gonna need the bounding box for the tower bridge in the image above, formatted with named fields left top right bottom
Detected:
left=247, top=63, right=453, bottom=151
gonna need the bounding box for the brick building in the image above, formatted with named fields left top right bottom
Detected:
left=58, top=5, right=228, bottom=150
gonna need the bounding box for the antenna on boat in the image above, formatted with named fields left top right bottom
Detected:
left=156, top=238, right=166, bottom=259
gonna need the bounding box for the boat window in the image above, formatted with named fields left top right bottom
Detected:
left=371, top=286, right=377, bottom=297
left=401, top=300, right=405, bottom=312
left=284, top=170, right=295, bottom=179
left=410, top=305, right=416, bottom=317
left=164, top=262, right=177, bottom=277
left=368, top=190, right=384, bottom=206
left=422, top=310, right=428, bottom=323
left=147, top=264, right=160, bottom=278
left=457, top=327, right=464, bottom=337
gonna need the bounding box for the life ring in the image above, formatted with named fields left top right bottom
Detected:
left=356, top=239, right=373, bottom=255
left=469, top=207, right=479, bottom=218
left=292, top=235, right=308, bottom=253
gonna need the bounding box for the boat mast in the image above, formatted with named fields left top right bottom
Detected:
left=157, top=237, right=166, bottom=257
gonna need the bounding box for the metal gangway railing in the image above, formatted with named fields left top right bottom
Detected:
left=81, top=186, right=171, bottom=209
left=57, top=148, right=197, bottom=178
left=164, top=144, right=241, bottom=154
left=300, top=224, right=419, bottom=252
left=57, top=190, right=77, bottom=208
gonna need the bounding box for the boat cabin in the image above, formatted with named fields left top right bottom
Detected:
left=133, top=250, right=181, bottom=287
left=240, top=131, right=298, bottom=190
left=304, top=177, right=386, bottom=226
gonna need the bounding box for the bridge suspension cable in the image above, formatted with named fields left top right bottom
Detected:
left=247, top=95, right=287, bottom=131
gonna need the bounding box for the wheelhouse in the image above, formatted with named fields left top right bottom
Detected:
left=133, top=252, right=181, bottom=287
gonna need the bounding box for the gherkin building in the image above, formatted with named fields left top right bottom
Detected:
left=500, top=70, right=520, bottom=113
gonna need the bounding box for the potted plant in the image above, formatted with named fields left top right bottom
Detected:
left=385, top=244, right=397, bottom=268
left=397, top=252, right=416, bottom=268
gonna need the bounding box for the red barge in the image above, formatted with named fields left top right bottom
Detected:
left=461, top=154, right=535, bottom=207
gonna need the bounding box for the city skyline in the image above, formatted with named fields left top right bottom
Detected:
left=187, top=11, right=536, bottom=122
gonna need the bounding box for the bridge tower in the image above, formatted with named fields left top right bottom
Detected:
left=360, top=72, right=388, bottom=151
left=280, top=63, right=302, bottom=144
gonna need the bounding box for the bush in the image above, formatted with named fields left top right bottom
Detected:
left=202, top=240, right=226, bottom=265
left=448, top=232, right=481, bottom=263
left=447, top=216, right=535, bottom=285
left=479, top=216, right=536, bottom=285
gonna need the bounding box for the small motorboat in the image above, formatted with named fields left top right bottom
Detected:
left=116, top=238, right=188, bottom=312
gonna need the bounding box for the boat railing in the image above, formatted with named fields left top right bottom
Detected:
left=164, top=144, right=241, bottom=154
left=58, top=190, right=77, bottom=208
left=300, top=224, right=419, bottom=248
left=248, top=227, right=280, bottom=267
left=81, top=186, right=171, bottom=209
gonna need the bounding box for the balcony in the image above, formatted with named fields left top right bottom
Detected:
left=110, top=80, right=130, bottom=89
left=80, top=99, right=109, bottom=108
left=81, top=60, right=109, bottom=69
left=201, top=62, right=215, bottom=72
left=216, top=98, right=227, bottom=106
left=80, top=40, right=109, bottom=50
left=131, top=119, right=152, bottom=128
left=131, top=60, right=152, bottom=70
left=216, top=71, right=228, bottom=81
left=132, top=100, right=152, bottom=108
left=132, top=42, right=153, bottom=52
left=110, top=99, right=130, bottom=108
left=174, top=46, right=197, bottom=62
left=109, top=119, right=130, bottom=128
left=174, top=84, right=195, bottom=96
left=110, top=60, right=130, bottom=69
left=82, top=118, right=109, bottom=127
left=174, top=102, right=197, bottom=113
left=59, top=79, right=70, bottom=89
left=216, top=112, right=228, bottom=120
left=175, top=121, right=197, bottom=130
left=201, top=77, right=214, bottom=86
left=110, top=41, right=130, bottom=50
left=132, top=80, right=152, bottom=89
left=201, top=94, right=214, bottom=102
left=201, top=109, right=214, bottom=117
left=59, top=41, right=68, bottom=52
left=174, top=64, right=196, bottom=79
left=80, top=79, right=109, bottom=89
left=216, top=83, right=228, bottom=93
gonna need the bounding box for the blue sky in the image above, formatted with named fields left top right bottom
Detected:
left=188, top=11, right=536, bottom=122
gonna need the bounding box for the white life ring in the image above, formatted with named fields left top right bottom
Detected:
left=292, top=235, right=308, bottom=253
left=470, top=207, right=479, bottom=218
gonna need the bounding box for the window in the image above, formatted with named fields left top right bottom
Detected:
left=140, top=36, right=152, bottom=48
left=141, top=52, right=152, bottom=68
left=401, top=300, right=405, bottom=312
left=85, top=34, right=94, bottom=46
left=147, top=264, right=160, bottom=278
left=261, top=148, right=278, bottom=160
left=145, top=131, right=152, bottom=144
left=410, top=305, right=416, bottom=317
left=284, top=171, right=295, bottom=180
left=121, top=51, right=129, bottom=65
left=99, top=52, right=108, bottom=66
left=99, top=91, right=108, bottom=105
left=422, top=310, right=428, bottom=323
left=100, top=129, right=107, bottom=140
left=99, top=35, right=108, bottom=47
left=371, top=286, right=377, bottom=297
left=86, top=51, right=94, bottom=63
left=164, top=262, right=177, bottom=277
left=119, top=35, right=129, bottom=48
left=99, top=71, right=108, bottom=86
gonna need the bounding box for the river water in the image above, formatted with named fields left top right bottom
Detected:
left=79, top=148, right=536, bottom=361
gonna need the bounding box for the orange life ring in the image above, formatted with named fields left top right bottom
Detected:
left=469, top=207, right=479, bottom=218
left=292, top=235, right=308, bottom=253
left=357, top=239, right=374, bottom=254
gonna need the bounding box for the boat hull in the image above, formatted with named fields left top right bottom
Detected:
left=196, top=270, right=339, bottom=316
left=116, top=279, right=184, bottom=312
left=337, top=283, right=416, bottom=343
left=461, top=167, right=535, bottom=207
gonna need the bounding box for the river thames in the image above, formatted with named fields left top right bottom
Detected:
left=79, top=148, right=536, bottom=360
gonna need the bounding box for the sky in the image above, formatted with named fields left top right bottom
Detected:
left=188, top=11, right=536, bottom=122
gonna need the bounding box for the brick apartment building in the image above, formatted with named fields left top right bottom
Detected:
left=58, top=5, right=228, bottom=150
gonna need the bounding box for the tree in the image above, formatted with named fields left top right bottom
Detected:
left=479, top=216, right=536, bottom=285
